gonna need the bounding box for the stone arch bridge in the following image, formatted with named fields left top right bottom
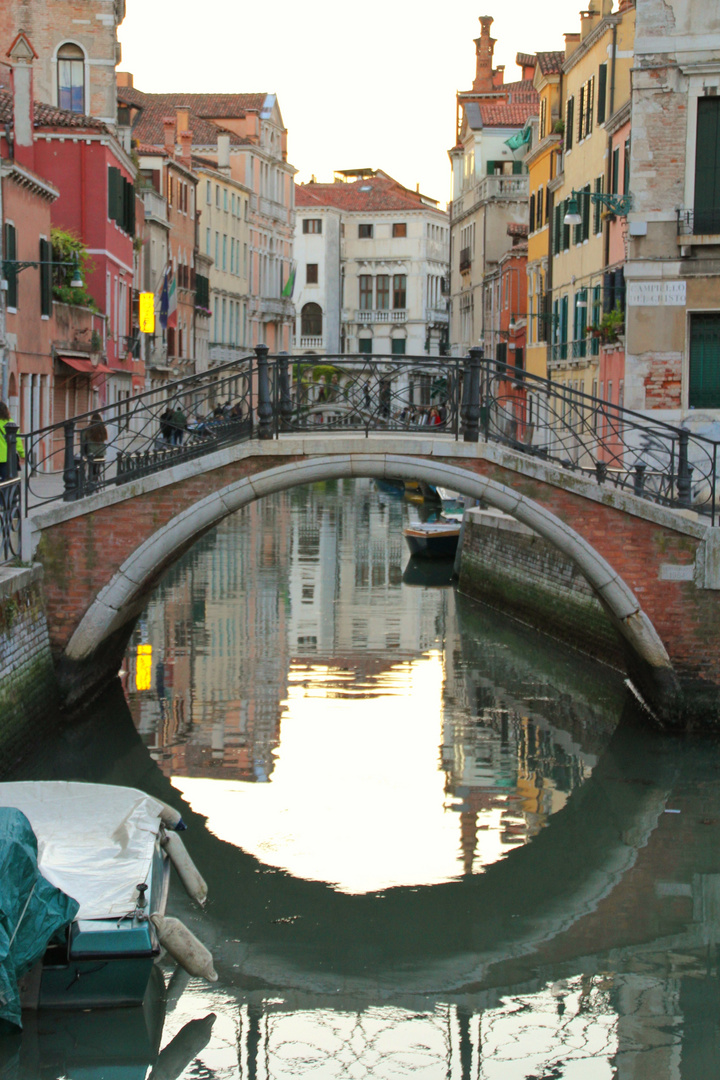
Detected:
left=23, top=433, right=720, bottom=727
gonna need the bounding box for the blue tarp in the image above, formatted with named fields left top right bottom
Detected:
left=0, top=807, right=79, bottom=1029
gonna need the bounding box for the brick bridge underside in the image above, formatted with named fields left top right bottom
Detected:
left=26, top=435, right=720, bottom=728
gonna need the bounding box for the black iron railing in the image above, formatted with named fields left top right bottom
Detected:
left=0, top=477, right=21, bottom=565
left=18, top=346, right=720, bottom=526
left=677, top=208, right=720, bottom=236
left=482, top=356, right=719, bottom=524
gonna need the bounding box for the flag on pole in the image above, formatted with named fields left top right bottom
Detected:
left=281, top=264, right=296, bottom=299
left=159, top=269, right=169, bottom=330
left=167, top=270, right=178, bottom=329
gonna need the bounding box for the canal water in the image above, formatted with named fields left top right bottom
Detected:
left=4, top=478, right=720, bottom=1078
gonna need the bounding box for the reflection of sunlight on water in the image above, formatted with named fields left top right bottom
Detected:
left=161, top=975, right=621, bottom=1079
left=174, top=651, right=475, bottom=893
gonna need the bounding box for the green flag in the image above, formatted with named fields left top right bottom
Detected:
left=505, top=127, right=532, bottom=151
left=282, top=265, right=296, bottom=298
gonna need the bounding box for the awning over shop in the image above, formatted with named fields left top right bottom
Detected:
left=56, top=355, right=113, bottom=376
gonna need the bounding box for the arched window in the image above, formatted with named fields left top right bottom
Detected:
left=57, top=43, right=85, bottom=113
left=301, top=303, right=322, bottom=337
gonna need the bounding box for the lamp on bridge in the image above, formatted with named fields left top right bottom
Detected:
left=564, top=189, right=633, bottom=226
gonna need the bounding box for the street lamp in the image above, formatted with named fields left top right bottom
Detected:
left=2, top=251, right=84, bottom=288
left=563, top=188, right=633, bottom=226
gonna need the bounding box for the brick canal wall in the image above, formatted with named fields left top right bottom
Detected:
left=0, top=565, right=60, bottom=767
left=458, top=508, right=623, bottom=669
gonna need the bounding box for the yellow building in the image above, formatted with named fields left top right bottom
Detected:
left=525, top=51, right=564, bottom=378
left=545, top=0, right=635, bottom=396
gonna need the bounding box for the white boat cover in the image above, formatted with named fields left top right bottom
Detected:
left=0, top=782, right=165, bottom=920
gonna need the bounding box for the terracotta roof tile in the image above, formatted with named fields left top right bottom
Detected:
left=295, top=174, right=444, bottom=213
left=516, top=53, right=537, bottom=69
left=0, top=89, right=109, bottom=131
left=508, top=222, right=529, bottom=237
left=477, top=101, right=538, bottom=127
left=118, top=86, right=253, bottom=147
left=536, top=51, right=565, bottom=75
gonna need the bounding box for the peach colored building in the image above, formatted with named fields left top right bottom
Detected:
left=117, top=79, right=296, bottom=354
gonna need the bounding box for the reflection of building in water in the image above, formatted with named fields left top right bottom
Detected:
left=287, top=479, right=444, bottom=670
left=441, top=589, right=597, bottom=873
left=126, top=494, right=293, bottom=782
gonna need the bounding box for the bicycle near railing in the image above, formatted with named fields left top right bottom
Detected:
left=0, top=478, right=21, bottom=563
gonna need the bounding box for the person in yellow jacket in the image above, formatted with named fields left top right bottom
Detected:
left=0, top=402, right=25, bottom=481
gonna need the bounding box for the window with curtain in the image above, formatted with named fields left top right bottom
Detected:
left=301, top=303, right=322, bottom=336
left=57, top=43, right=85, bottom=112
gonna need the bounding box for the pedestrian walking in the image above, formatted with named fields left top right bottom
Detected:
left=81, top=412, right=108, bottom=482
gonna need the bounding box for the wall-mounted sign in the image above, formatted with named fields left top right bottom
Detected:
left=626, top=281, right=687, bottom=307
left=139, top=291, right=155, bottom=333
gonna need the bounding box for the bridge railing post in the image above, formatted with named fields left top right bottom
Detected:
left=633, top=463, right=647, bottom=497
left=676, top=429, right=693, bottom=508
left=63, top=421, right=79, bottom=501
left=277, top=351, right=293, bottom=433
left=255, top=344, right=273, bottom=441
left=461, top=347, right=482, bottom=443
left=5, top=423, right=18, bottom=482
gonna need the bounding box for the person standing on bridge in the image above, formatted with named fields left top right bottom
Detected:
left=0, top=402, right=25, bottom=481
left=81, top=412, right=108, bottom=483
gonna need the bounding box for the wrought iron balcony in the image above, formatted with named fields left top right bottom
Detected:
left=677, top=208, right=720, bottom=237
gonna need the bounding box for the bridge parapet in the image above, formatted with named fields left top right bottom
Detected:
left=17, top=349, right=720, bottom=530
left=24, top=435, right=720, bottom=729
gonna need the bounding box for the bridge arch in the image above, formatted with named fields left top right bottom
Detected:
left=64, top=454, right=678, bottom=717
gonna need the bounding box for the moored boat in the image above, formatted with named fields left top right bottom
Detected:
left=403, top=520, right=461, bottom=558
left=0, top=781, right=214, bottom=1027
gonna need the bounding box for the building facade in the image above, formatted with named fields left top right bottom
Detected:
left=624, top=0, right=720, bottom=427
left=193, top=141, right=251, bottom=365
left=0, top=0, right=124, bottom=125
left=293, top=170, right=449, bottom=359
left=117, top=80, right=296, bottom=354
left=448, top=18, right=538, bottom=357
left=544, top=0, right=635, bottom=404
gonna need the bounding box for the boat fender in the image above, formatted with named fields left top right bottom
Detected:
left=150, top=914, right=218, bottom=982
left=158, top=801, right=188, bottom=831
left=162, top=831, right=208, bottom=906
left=148, top=1013, right=216, bottom=1080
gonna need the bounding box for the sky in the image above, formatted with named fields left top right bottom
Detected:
left=118, top=0, right=582, bottom=208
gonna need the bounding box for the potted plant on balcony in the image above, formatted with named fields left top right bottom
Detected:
left=51, top=229, right=96, bottom=310
left=592, top=303, right=625, bottom=345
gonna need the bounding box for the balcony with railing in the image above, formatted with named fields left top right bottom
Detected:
left=259, top=196, right=288, bottom=222
left=459, top=247, right=472, bottom=273
left=677, top=208, right=720, bottom=241
left=427, top=307, right=449, bottom=324
left=355, top=310, right=407, bottom=323
left=299, top=336, right=324, bottom=349
left=451, top=173, right=529, bottom=220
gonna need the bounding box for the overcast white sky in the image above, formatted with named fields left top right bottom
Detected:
left=118, top=0, right=582, bottom=207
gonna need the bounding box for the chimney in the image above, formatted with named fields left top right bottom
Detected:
left=163, top=116, right=175, bottom=157
left=564, top=32, right=581, bottom=60
left=7, top=32, right=37, bottom=171
left=217, top=133, right=231, bottom=172
left=178, top=129, right=192, bottom=165
left=492, top=64, right=505, bottom=88
left=472, top=15, right=496, bottom=94
left=175, top=105, right=190, bottom=132
left=116, top=71, right=133, bottom=88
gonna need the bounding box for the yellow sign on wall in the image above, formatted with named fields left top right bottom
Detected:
left=139, top=292, right=155, bottom=334
left=136, top=643, right=153, bottom=691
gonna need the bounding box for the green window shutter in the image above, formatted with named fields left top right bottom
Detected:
left=4, top=223, right=17, bottom=308
left=560, top=295, right=569, bottom=359
left=695, top=98, right=720, bottom=233
left=623, top=140, right=631, bottom=197
left=597, top=64, right=607, bottom=124
left=565, top=98, right=574, bottom=150
left=391, top=338, right=406, bottom=355
left=591, top=285, right=601, bottom=356
left=611, top=147, right=620, bottom=196
left=108, top=167, right=119, bottom=222
left=529, top=193, right=536, bottom=233
left=40, top=238, right=52, bottom=317
left=359, top=339, right=372, bottom=354
left=582, top=184, right=591, bottom=242
left=689, top=314, right=720, bottom=407
left=512, top=160, right=524, bottom=175
left=593, top=176, right=603, bottom=234
left=553, top=204, right=561, bottom=254
left=562, top=200, right=571, bottom=250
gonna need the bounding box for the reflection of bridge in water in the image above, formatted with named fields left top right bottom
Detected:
left=10, top=648, right=720, bottom=1075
